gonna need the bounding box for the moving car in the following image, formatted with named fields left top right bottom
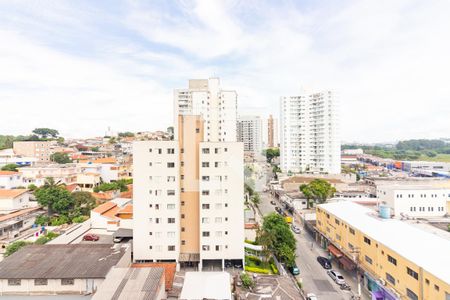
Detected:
left=316, top=256, right=332, bottom=269
left=83, top=234, right=99, bottom=241
left=327, top=270, right=345, bottom=285
left=275, top=206, right=282, bottom=213
left=291, top=224, right=301, bottom=234
left=270, top=200, right=276, bottom=205
left=289, top=264, right=300, bottom=275
left=306, top=293, right=318, bottom=300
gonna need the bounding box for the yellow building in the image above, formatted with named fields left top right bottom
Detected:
left=316, top=201, right=450, bottom=300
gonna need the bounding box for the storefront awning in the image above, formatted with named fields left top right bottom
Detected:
left=338, top=255, right=356, bottom=271
left=327, top=244, right=343, bottom=258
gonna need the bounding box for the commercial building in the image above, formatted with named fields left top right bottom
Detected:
left=173, top=78, right=237, bottom=142
left=316, top=201, right=450, bottom=300
left=0, top=244, right=126, bottom=295
left=280, top=90, right=340, bottom=174
left=377, top=185, right=450, bottom=217
left=237, top=115, right=263, bottom=156
left=133, top=115, right=244, bottom=270
left=13, top=141, right=55, bottom=162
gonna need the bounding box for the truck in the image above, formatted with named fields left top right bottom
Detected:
left=285, top=216, right=293, bottom=224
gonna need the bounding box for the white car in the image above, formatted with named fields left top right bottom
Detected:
left=291, top=224, right=301, bottom=234
left=327, top=269, right=345, bottom=285
left=306, top=293, right=318, bottom=300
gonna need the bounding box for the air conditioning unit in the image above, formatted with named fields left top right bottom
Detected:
left=378, top=278, right=386, bottom=286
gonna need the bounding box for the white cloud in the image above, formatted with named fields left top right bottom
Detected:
left=0, top=0, right=449, bottom=142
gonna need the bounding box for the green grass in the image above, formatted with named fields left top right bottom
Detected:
left=416, top=154, right=450, bottom=162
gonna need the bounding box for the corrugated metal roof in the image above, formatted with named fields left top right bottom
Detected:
left=0, top=244, right=125, bottom=279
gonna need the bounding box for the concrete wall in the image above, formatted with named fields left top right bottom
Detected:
left=0, top=278, right=103, bottom=295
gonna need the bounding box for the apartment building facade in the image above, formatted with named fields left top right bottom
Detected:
left=280, top=90, right=340, bottom=174
left=13, top=141, right=55, bottom=162
left=377, top=185, right=450, bottom=217
left=133, top=115, right=244, bottom=270
left=267, top=114, right=278, bottom=148
left=316, top=201, right=450, bottom=300
left=237, top=115, right=263, bottom=155
left=173, top=78, right=237, bottom=142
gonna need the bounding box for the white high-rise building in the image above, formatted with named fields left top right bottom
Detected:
left=237, top=115, right=263, bottom=155
left=174, top=78, right=237, bottom=142
left=280, top=90, right=340, bottom=174
left=134, top=114, right=245, bottom=270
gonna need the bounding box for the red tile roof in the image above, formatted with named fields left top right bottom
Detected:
left=0, top=189, right=28, bottom=199
left=92, top=201, right=117, bottom=214
left=0, top=171, right=19, bottom=176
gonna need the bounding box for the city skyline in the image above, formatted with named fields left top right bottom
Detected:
left=1, top=1, right=450, bottom=142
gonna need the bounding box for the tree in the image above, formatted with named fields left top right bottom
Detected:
left=27, top=184, right=38, bottom=191
left=5, top=241, right=32, bottom=257
left=263, top=148, right=280, bottom=163
left=244, top=165, right=254, bottom=178
left=300, top=179, right=336, bottom=208
left=258, top=213, right=296, bottom=266
left=109, top=137, right=117, bottom=144
left=50, top=152, right=72, bottom=164
left=91, top=146, right=100, bottom=152
left=35, top=178, right=74, bottom=216
left=250, top=193, right=261, bottom=206
left=93, top=180, right=128, bottom=193
left=118, top=132, right=135, bottom=137
left=32, top=128, right=59, bottom=139
left=72, top=191, right=97, bottom=215
left=240, top=273, right=254, bottom=289
left=1, top=164, right=18, bottom=172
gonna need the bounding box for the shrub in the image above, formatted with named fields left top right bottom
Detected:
left=240, top=272, right=254, bottom=288
left=270, top=263, right=279, bottom=274
left=244, top=239, right=257, bottom=245
left=244, top=266, right=270, bottom=274
left=35, top=215, right=50, bottom=225
left=72, top=215, right=87, bottom=223
left=50, top=215, right=70, bottom=226
left=5, top=241, right=32, bottom=257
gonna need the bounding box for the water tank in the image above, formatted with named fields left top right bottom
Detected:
left=379, top=205, right=391, bottom=219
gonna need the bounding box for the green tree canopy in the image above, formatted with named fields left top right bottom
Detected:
left=258, top=213, right=296, bottom=267
left=72, top=191, right=97, bottom=215
left=300, top=179, right=336, bottom=208
left=50, top=152, right=72, bottom=164
left=118, top=132, right=135, bottom=137
left=263, top=148, right=280, bottom=163
left=1, top=164, right=18, bottom=172
left=32, top=128, right=59, bottom=139
left=5, top=241, right=32, bottom=257
left=93, top=179, right=129, bottom=193
left=35, top=178, right=74, bottom=215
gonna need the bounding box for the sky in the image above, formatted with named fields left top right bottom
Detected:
left=0, top=0, right=449, bottom=143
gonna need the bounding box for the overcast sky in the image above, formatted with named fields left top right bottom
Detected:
left=1, top=0, right=449, bottom=143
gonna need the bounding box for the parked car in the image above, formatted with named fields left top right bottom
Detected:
left=316, top=256, right=332, bottom=269
left=289, top=264, right=300, bottom=275
left=291, top=224, right=301, bottom=234
left=327, top=270, right=345, bottom=285
left=306, top=293, right=318, bottom=300
left=83, top=234, right=99, bottom=241
left=270, top=200, right=276, bottom=205
left=275, top=206, right=282, bottom=213
left=113, top=237, right=123, bottom=243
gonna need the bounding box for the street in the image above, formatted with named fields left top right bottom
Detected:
left=258, top=191, right=369, bottom=300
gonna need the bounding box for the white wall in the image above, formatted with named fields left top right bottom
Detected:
left=0, top=278, right=103, bottom=295
left=133, top=141, right=180, bottom=262
left=377, top=186, right=450, bottom=217
left=0, top=193, right=30, bottom=213
left=0, top=174, right=23, bottom=189
left=199, top=142, right=244, bottom=263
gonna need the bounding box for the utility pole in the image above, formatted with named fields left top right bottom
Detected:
left=351, top=247, right=361, bottom=299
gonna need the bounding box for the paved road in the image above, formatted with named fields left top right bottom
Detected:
left=259, top=191, right=368, bottom=300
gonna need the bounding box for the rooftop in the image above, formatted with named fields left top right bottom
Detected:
left=0, top=244, right=125, bottom=279
left=0, top=189, right=28, bottom=199
left=318, top=201, right=450, bottom=284
left=179, top=272, right=231, bottom=300
left=0, top=171, right=19, bottom=176
left=92, top=267, right=164, bottom=300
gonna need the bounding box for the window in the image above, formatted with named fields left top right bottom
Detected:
left=168, top=218, right=175, bottom=224
left=215, top=203, right=222, bottom=209
left=434, top=284, right=440, bottom=291
left=202, top=148, right=210, bottom=154
left=155, top=232, right=161, bottom=238
left=167, top=148, right=175, bottom=154
left=365, top=255, right=373, bottom=265
left=202, top=162, right=209, bottom=167
left=335, top=219, right=340, bottom=225
left=216, top=231, right=222, bottom=237
left=155, top=218, right=160, bottom=224
left=157, top=148, right=162, bottom=154
left=387, top=255, right=397, bottom=266
left=202, top=231, right=210, bottom=237
left=168, top=245, right=175, bottom=251
left=167, top=204, right=175, bottom=209
left=8, top=279, right=21, bottom=286
left=336, top=234, right=341, bottom=241
left=202, top=176, right=210, bottom=181
left=202, top=190, right=210, bottom=196
left=34, top=279, right=48, bottom=286
left=181, top=214, right=185, bottom=219
left=364, top=236, right=371, bottom=245
left=202, top=204, right=210, bottom=209
left=155, top=204, right=159, bottom=210
left=181, top=201, right=185, bottom=206
left=202, top=217, right=209, bottom=223
left=167, top=162, right=175, bottom=168
left=149, top=148, right=152, bottom=152
left=167, top=190, right=175, bottom=196
left=406, top=288, right=418, bottom=300
left=386, top=273, right=395, bottom=285
left=215, top=148, right=219, bottom=154
left=155, top=245, right=162, bottom=252
left=167, top=231, right=175, bottom=238
left=425, top=279, right=430, bottom=285
left=202, top=245, right=210, bottom=251
left=215, top=217, right=222, bottom=223
left=181, top=240, right=186, bottom=245
left=181, top=227, right=185, bottom=232
left=349, top=227, right=355, bottom=235
left=215, top=245, right=221, bottom=251
left=215, top=162, right=220, bottom=167
left=167, top=176, right=176, bottom=182
left=196, top=128, right=200, bottom=133
left=407, top=267, right=418, bottom=280
left=61, top=279, right=74, bottom=286
left=348, top=243, right=354, bottom=250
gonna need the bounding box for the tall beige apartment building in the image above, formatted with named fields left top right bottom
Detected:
left=13, top=141, right=55, bottom=162
left=267, top=114, right=278, bottom=148
left=133, top=115, right=244, bottom=270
